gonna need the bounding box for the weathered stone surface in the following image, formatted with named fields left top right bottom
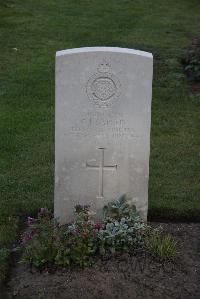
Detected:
left=55, top=47, right=153, bottom=223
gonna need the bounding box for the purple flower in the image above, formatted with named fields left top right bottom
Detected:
left=27, top=217, right=36, bottom=226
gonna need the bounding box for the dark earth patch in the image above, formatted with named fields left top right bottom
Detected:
left=3, top=222, right=200, bottom=299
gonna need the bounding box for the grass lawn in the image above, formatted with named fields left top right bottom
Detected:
left=0, top=0, right=200, bottom=281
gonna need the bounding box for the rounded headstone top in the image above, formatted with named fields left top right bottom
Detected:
left=56, top=47, right=153, bottom=59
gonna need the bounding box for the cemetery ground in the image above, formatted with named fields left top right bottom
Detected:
left=0, top=0, right=200, bottom=297
left=6, top=222, right=200, bottom=298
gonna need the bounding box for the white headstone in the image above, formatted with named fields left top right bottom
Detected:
left=55, top=47, right=153, bottom=224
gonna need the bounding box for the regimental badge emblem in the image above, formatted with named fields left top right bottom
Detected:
left=86, top=62, right=121, bottom=107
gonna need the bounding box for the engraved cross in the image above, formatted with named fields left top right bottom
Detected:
left=86, top=148, right=117, bottom=199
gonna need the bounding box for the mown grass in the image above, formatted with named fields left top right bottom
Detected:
left=0, top=0, right=200, bottom=281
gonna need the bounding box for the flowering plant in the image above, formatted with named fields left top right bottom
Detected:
left=21, top=208, right=58, bottom=268
left=20, top=196, right=176, bottom=269
left=21, top=205, right=98, bottom=268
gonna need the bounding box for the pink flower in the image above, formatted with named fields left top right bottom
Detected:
left=94, top=223, right=104, bottom=230
left=21, top=229, right=37, bottom=246
left=21, top=233, right=33, bottom=245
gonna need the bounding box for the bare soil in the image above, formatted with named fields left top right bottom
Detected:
left=3, top=222, right=200, bottom=299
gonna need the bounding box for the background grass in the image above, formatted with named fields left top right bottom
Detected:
left=0, top=0, right=200, bottom=281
